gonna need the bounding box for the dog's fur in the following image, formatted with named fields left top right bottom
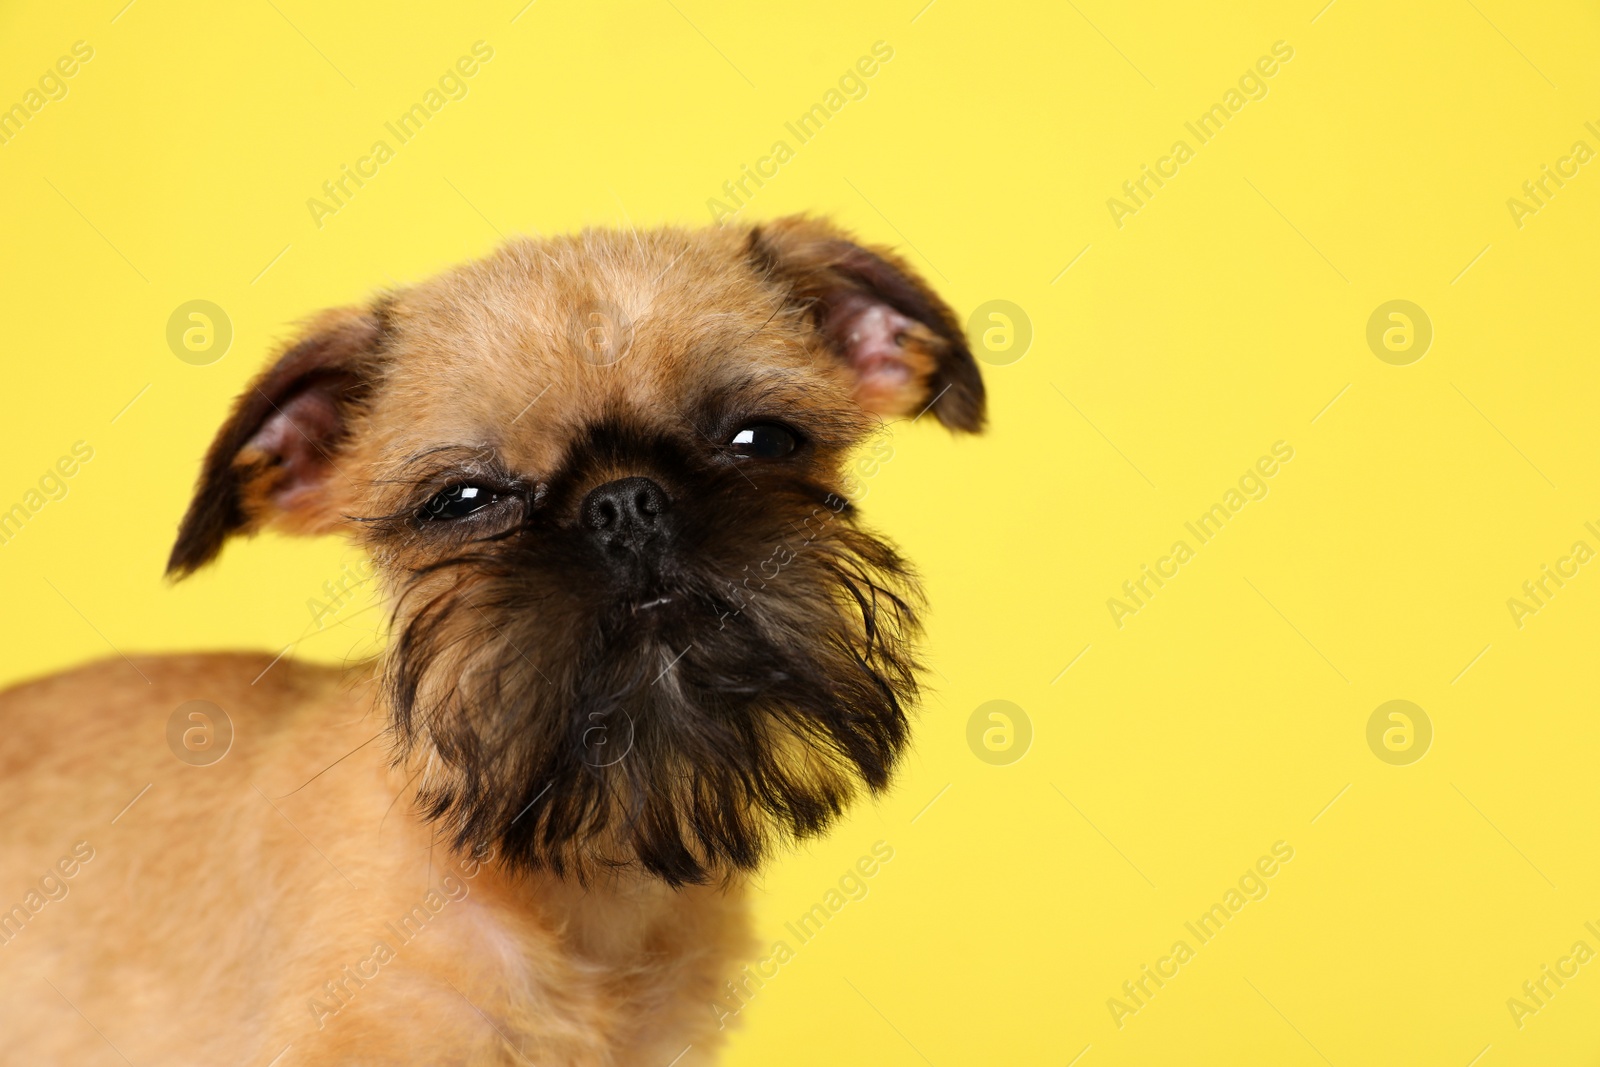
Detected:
left=0, top=217, right=983, bottom=1065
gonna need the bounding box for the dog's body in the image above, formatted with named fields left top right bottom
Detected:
left=0, top=654, right=745, bottom=1065
left=0, top=218, right=982, bottom=1065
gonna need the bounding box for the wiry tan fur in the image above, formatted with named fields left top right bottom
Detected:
left=0, top=655, right=748, bottom=1065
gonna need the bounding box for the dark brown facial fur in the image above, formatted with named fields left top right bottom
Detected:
left=168, top=216, right=985, bottom=885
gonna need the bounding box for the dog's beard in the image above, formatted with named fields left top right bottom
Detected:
left=382, top=477, right=922, bottom=886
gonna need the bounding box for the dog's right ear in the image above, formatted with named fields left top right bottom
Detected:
left=166, top=305, right=387, bottom=578
left=747, top=215, right=986, bottom=433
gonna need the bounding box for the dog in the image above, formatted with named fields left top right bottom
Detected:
left=0, top=215, right=984, bottom=1065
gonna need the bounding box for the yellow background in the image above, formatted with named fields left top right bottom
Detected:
left=3, top=0, right=1599, bottom=1063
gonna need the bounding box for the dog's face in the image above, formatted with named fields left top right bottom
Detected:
left=169, top=217, right=984, bottom=884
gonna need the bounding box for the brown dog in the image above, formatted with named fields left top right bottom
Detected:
left=0, top=216, right=983, bottom=1065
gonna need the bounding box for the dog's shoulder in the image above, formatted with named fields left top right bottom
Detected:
left=0, top=651, right=370, bottom=821
left=0, top=650, right=349, bottom=711
left=0, top=653, right=360, bottom=772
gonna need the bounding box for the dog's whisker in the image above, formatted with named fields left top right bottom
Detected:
left=379, top=767, right=424, bottom=837
left=276, top=730, right=385, bottom=799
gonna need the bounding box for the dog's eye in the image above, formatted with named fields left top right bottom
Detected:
left=419, top=484, right=497, bottom=521
left=728, top=423, right=799, bottom=459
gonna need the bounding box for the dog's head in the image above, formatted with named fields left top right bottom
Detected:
left=169, top=216, right=984, bottom=884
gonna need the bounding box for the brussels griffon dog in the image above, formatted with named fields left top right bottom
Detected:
left=0, top=216, right=983, bottom=1065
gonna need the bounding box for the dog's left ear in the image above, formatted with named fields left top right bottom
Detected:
left=167, top=306, right=387, bottom=578
left=748, top=216, right=986, bottom=432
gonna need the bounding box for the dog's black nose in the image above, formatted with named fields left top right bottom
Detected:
left=581, top=477, right=668, bottom=552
